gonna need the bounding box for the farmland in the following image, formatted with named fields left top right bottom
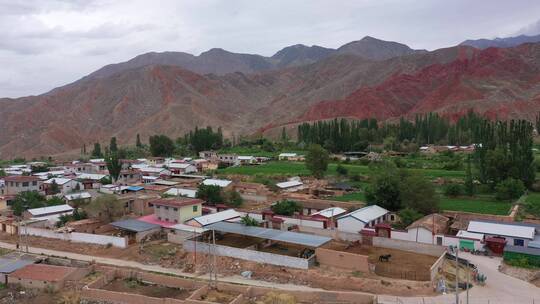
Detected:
left=439, top=196, right=512, bottom=215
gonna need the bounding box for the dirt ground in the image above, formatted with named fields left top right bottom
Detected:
left=101, top=278, right=194, bottom=299
left=0, top=286, right=80, bottom=304
left=324, top=241, right=437, bottom=280
left=198, top=289, right=239, bottom=303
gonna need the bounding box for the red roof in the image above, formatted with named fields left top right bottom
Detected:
left=138, top=214, right=176, bottom=228
left=151, top=198, right=203, bottom=208
left=10, top=264, right=75, bottom=281
left=486, top=237, right=506, bottom=244
left=4, top=176, right=41, bottom=182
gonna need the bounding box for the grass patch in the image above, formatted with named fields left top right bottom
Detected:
left=218, top=161, right=465, bottom=179
left=439, top=196, right=511, bottom=215
left=330, top=191, right=366, bottom=202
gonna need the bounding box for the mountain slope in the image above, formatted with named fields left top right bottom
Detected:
left=337, top=36, right=426, bottom=60
left=297, top=44, right=540, bottom=123
left=460, top=34, right=540, bottom=49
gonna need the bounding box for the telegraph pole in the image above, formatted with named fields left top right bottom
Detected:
left=455, top=248, right=459, bottom=304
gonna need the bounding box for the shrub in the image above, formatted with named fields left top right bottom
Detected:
left=495, top=178, right=525, bottom=201
left=336, top=164, right=348, bottom=176
left=444, top=183, right=464, bottom=197
left=271, top=200, right=302, bottom=216
left=240, top=215, right=259, bottom=226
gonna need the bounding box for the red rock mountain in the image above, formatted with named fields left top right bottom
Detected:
left=1, top=39, right=540, bottom=159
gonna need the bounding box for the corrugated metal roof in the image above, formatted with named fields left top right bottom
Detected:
left=276, top=180, right=303, bottom=189
left=171, top=223, right=207, bottom=233
left=206, top=221, right=331, bottom=247
left=164, top=188, right=197, bottom=198
left=456, top=230, right=484, bottom=241
left=27, top=204, right=73, bottom=216
left=311, top=207, right=347, bottom=218
left=0, top=254, right=37, bottom=274
left=63, top=192, right=91, bottom=200
left=339, top=205, right=388, bottom=223
left=468, top=221, right=536, bottom=240
left=278, top=153, right=297, bottom=157
left=203, top=179, right=232, bottom=188
left=505, top=245, right=540, bottom=256
left=44, top=178, right=72, bottom=185
left=110, top=219, right=161, bottom=232
left=192, top=209, right=241, bottom=226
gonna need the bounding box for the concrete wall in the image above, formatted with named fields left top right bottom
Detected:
left=273, top=215, right=325, bottom=229
left=183, top=239, right=310, bottom=269
left=22, top=227, right=128, bottom=248
left=391, top=227, right=434, bottom=244
left=298, top=225, right=362, bottom=242
left=315, top=247, right=369, bottom=272
left=373, top=236, right=446, bottom=257
left=429, top=251, right=447, bottom=283
left=245, top=286, right=376, bottom=304
left=337, top=216, right=365, bottom=233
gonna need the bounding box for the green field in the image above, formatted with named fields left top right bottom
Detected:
left=329, top=191, right=366, bottom=202
left=217, top=161, right=465, bottom=179
left=439, top=196, right=511, bottom=215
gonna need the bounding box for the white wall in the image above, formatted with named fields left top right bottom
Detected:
left=22, top=227, right=127, bottom=248
left=273, top=215, right=325, bottom=229
left=337, top=216, right=365, bottom=233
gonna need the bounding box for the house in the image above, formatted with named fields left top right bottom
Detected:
left=237, top=156, right=256, bottom=165
left=169, top=163, right=197, bottom=175
left=218, top=154, right=238, bottom=166
left=276, top=180, right=304, bottom=192
left=117, top=193, right=161, bottom=216
left=0, top=253, right=39, bottom=284
left=75, top=173, right=107, bottom=189
left=186, top=209, right=242, bottom=227
left=63, top=192, right=92, bottom=205
left=278, top=153, right=304, bottom=161
left=199, top=151, right=218, bottom=161
left=192, top=159, right=218, bottom=172
left=139, top=167, right=171, bottom=178
left=8, top=264, right=83, bottom=291
left=147, top=157, right=165, bottom=165
left=116, top=169, right=142, bottom=185
left=164, top=188, right=197, bottom=198
left=151, top=198, right=203, bottom=224
left=311, top=207, right=347, bottom=219
left=44, top=178, right=83, bottom=195
left=2, top=176, right=43, bottom=196
left=202, top=178, right=233, bottom=189
left=336, top=205, right=389, bottom=233
left=405, top=214, right=450, bottom=244
left=467, top=220, right=539, bottom=251
left=24, top=204, right=74, bottom=226
left=110, top=219, right=161, bottom=243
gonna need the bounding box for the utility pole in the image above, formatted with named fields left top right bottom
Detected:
left=455, top=248, right=459, bottom=304
left=466, top=260, right=469, bottom=304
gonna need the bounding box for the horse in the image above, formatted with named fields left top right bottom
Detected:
left=379, top=254, right=392, bottom=262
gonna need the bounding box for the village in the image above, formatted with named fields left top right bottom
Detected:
left=0, top=138, right=539, bottom=304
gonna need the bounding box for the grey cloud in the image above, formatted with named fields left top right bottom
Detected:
left=516, top=19, right=540, bottom=36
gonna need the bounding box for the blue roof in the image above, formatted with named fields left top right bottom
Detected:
left=110, top=219, right=160, bottom=232
left=0, top=253, right=38, bottom=273
left=127, top=186, right=144, bottom=191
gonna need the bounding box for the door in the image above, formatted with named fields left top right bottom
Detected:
left=436, top=236, right=443, bottom=246
left=459, top=239, right=474, bottom=251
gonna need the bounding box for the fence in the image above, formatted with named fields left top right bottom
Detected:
left=22, top=226, right=128, bottom=248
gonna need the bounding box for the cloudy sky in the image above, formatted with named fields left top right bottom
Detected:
left=1, top=0, right=540, bottom=98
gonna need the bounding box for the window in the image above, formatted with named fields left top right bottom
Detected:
left=156, top=205, right=160, bottom=209
left=193, top=205, right=198, bottom=212
left=390, top=215, right=395, bottom=221
left=514, top=239, right=525, bottom=246
left=164, top=206, right=169, bottom=210
left=32, top=181, right=37, bottom=186
left=174, top=219, right=178, bottom=223
left=148, top=203, right=154, bottom=207
left=158, top=217, right=162, bottom=220
left=173, top=208, right=178, bottom=211
left=22, top=182, right=29, bottom=187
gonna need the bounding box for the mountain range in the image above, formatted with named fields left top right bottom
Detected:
left=1, top=36, right=540, bottom=158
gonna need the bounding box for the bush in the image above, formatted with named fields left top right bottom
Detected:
left=271, top=200, right=302, bottom=216
left=444, top=183, right=464, bottom=197
left=336, top=164, right=348, bottom=176
left=240, top=215, right=259, bottom=226
left=495, top=178, right=525, bottom=201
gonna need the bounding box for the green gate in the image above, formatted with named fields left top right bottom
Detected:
left=459, top=239, right=474, bottom=250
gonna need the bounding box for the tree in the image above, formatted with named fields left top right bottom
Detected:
left=399, top=173, right=439, bottom=215
left=495, top=178, right=525, bottom=201
left=336, top=164, right=348, bottom=176
left=271, top=200, right=302, bottom=216
left=365, top=163, right=403, bottom=211
left=240, top=215, right=259, bottom=227
left=91, top=143, right=103, bottom=158
left=196, top=184, right=223, bottom=204
left=136, top=134, right=143, bottom=148
left=465, top=155, right=475, bottom=196
left=225, top=190, right=243, bottom=207
left=397, top=208, right=423, bottom=229
left=49, top=179, right=60, bottom=195
left=444, top=183, right=464, bottom=197
left=100, top=176, right=112, bottom=185
left=109, top=137, right=118, bottom=153
left=105, top=151, right=121, bottom=182
left=149, top=135, right=175, bottom=157
left=84, top=194, right=123, bottom=222
left=305, top=144, right=329, bottom=178
left=280, top=127, right=289, bottom=145
left=12, top=191, right=47, bottom=216
left=0, top=169, right=6, bottom=177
